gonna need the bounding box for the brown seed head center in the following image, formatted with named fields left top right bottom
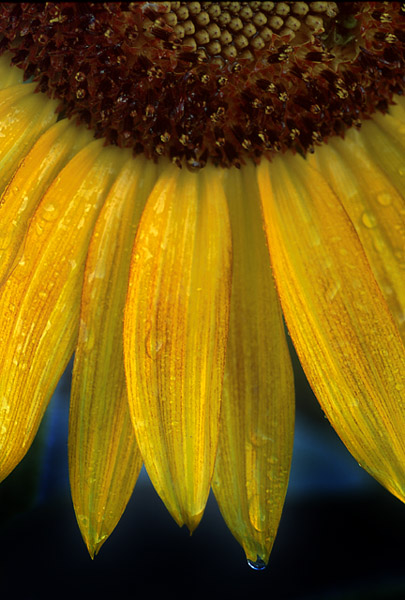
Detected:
left=0, top=2, right=404, bottom=168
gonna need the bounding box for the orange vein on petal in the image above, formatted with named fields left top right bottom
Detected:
left=307, top=131, right=405, bottom=341
left=0, top=84, right=59, bottom=194
left=69, top=154, right=158, bottom=558
left=212, top=163, right=294, bottom=565
left=258, top=155, right=405, bottom=502
left=124, top=163, right=232, bottom=531
left=0, top=141, right=123, bottom=482
left=0, top=119, right=94, bottom=286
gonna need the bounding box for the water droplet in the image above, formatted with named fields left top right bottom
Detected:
left=35, top=222, right=44, bottom=236
left=42, top=203, right=57, bottom=221
left=145, top=331, right=163, bottom=359
left=326, top=280, right=341, bottom=301
left=78, top=514, right=89, bottom=528
left=94, top=533, right=108, bottom=545
left=0, top=397, right=10, bottom=413
left=144, top=320, right=163, bottom=359
left=382, top=283, right=393, bottom=297
left=81, top=321, right=95, bottom=351
left=376, top=192, right=392, bottom=206
left=249, top=431, right=274, bottom=447
left=361, top=210, right=377, bottom=229
left=399, top=165, right=405, bottom=176
left=247, top=556, right=266, bottom=571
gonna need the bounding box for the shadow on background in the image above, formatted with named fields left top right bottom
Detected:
left=1, top=350, right=405, bottom=599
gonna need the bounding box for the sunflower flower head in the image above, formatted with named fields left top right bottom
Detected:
left=0, top=1, right=404, bottom=570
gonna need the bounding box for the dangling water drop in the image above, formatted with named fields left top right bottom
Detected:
left=247, top=556, right=266, bottom=571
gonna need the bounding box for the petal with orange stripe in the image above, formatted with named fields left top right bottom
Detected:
left=0, top=120, right=93, bottom=286
left=124, top=163, right=232, bottom=531
left=258, top=154, right=405, bottom=502
left=0, top=141, right=123, bottom=481
left=0, top=84, right=59, bottom=194
left=69, top=155, right=158, bottom=557
left=308, top=128, right=405, bottom=342
left=212, top=164, right=294, bottom=565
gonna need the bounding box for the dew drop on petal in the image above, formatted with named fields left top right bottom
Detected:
left=145, top=330, right=163, bottom=359
left=41, top=202, right=58, bottom=221
left=94, top=533, right=108, bottom=546
left=361, top=210, right=377, bottom=229
left=247, top=556, right=266, bottom=571
left=376, top=192, right=392, bottom=206
left=0, top=397, right=10, bottom=413
left=78, top=514, right=89, bottom=528
left=35, top=222, right=44, bottom=236
left=326, top=280, right=341, bottom=301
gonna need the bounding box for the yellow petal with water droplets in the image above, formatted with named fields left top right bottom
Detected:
left=124, top=163, right=232, bottom=531
left=258, top=154, right=405, bottom=502
left=0, top=53, right=24, bottom=88
left=0, top=84, right=58, bottom=194
left=212, top=164, right=294, bottom=565
left=0, top=141, right=123, bottom=482
left=0, top=119, right=93, bottom=286
left=307, top=132, right=405, bottom=341
left=69, top=155, right=158, bottom=558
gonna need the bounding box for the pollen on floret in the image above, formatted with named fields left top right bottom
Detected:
left=0, top=2, right=404, bottom=169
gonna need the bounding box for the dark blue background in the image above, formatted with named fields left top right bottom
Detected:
left=1, top=348, right=405, bottom=600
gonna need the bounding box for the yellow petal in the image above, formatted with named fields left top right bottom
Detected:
left=258, top=154, right=405, bottom=502
left=357, top=109, right=405, bottom=196
left=0, top=53, right=24, bottom=88
left=307, top=130, right=405, bottom=340
left=124, top=163, right=232, bottom=531
left=0, top=84, right=59, bottom=193
left=69, top=155, right=158, bottom=557
left=0, top=119, right=93, bottom=286
left=383, top=96, right=405, bottom=123
left=212, top=164, right=294, bottom=566
left=0, top=141, right=123, bottom=482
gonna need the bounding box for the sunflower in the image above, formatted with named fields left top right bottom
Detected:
left=0, top=1, right=404, bottom=570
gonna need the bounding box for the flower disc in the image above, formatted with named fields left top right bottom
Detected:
left=0, top=2, right=404, bottom=167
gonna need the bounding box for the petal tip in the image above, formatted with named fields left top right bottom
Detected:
left=184, top=508, right=204, bottom=535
